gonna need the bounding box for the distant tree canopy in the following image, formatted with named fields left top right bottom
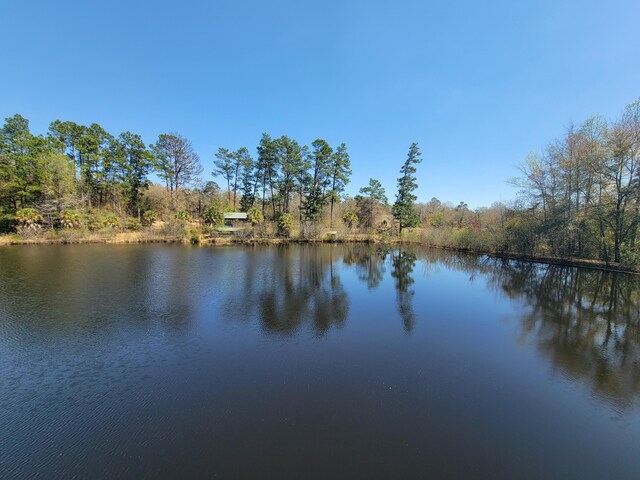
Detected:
left=509, top=98, right=640, bottom=263
left=216, top=134, right=351, bottom=224
left=5, top=97, right=640, bottom=267
left=0, top=113, right=356, bottom=233
left=0, top=114, right=206, bottom=230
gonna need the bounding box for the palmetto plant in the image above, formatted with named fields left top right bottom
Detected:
left=142, top=210, right=157, bottom=226
left=247, top=207, right=264, bottom=226
left=16, top=208, right=42, bottom=230
left=278, top=213, right=294, bottom=237
left=103, top=214, right=120, bottom=229
left=342, top=210, right=358, bottom=230
left=60, top=210, right=82, bottom=229
left=203, top=205, right=224, bottom=226
left=175, top=210, right=191, bottom=221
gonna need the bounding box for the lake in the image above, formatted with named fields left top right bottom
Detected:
left=1, top=244, right=639, bottom=479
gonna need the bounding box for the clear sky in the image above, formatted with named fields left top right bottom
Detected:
left=2, top=0, right=639, bottom=208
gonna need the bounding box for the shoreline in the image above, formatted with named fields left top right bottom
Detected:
left=1, top=232, right=638, bottom=275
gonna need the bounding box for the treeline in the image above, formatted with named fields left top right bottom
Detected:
left=0, top=115, right=353, bottom=232
left=2, top=98, right=640, bottom=267
left=401, top=98, right=640, bottom=265
left=212, top=134, right=352, bottom=226
left=507, top=98, right=640, bottom=263
left=0, top=115, right=209, bottom=231
left=0, top=113, right=423, bottom=237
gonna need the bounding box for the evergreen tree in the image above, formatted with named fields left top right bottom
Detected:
left=304, top=139, right=332, bottom=222
left=0, top=114, right=39, bottom=211
left=356, top=178, right=388, bottom=228
left=110, top=132, right=153, bottom=213
left=295, top=145, right=312, bottom=222
left=48, top=120, right=83, bottom=164
left=76, top=123, right=112, bottom=207
left=328, top=143, right=351, bottom=227
left=276, top=136, right=305, bottom=214
left=238, top=149, right=256, bottom=212
left=213, top=147, right=235, bottom=204
left=240, top=176, right=255, bottom=212
left=256, top=133, right=280, bottom=218
left=392, top=143, right=422, bottom=234
left=231, top=147, right=251, bottom=210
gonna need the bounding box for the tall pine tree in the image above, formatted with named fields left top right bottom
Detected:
left=256, top=133, right=280, bottom=218
left=237, top=148, right=256, bottom=212
left=304, top=139, right=332, bottom=222
left=328, top=143, right=351, bottom=227
left=213, top=147, right=235, bottom=205
left=392, top=143, right=422, bottom=234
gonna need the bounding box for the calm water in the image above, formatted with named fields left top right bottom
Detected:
left=1, top=244, right=639, bottom=479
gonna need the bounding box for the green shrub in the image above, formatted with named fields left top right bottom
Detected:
left=247, top=207, right=264, bottom=226
left=620, top=246, right=640, bottom=266
left=203, top=204, right=224, bottom=226
left=278, top=213, right=294, bottom=237
left=103, top=214, right=120, bottom=229
left=125, top=218, right=142, bottom=231
left=452, top=227, right=473, bottom=249
left=0, top=211, right=14, bottom=233
left=342, top=210, right=358, bottom=230
left=87, top=216, right=102, bottom=231
left=142, top=210, right=157, bottom=226
left=175, top=210, right=191, bottom=221
left=430, top=211, right=444, bottom=227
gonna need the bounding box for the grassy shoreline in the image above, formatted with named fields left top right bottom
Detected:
left=1, top=231, right=638, bottom=275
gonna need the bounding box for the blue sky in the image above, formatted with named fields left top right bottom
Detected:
left=2, top=0, right=639, bottom=208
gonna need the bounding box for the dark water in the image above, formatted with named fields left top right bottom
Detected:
left=1, top=244, right=639, bottom=479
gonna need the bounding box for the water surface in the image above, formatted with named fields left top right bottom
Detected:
left=1, top=244, right=639, bottom=479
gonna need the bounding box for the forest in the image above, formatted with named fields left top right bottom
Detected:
left=1, top=98, right=639, bottom=266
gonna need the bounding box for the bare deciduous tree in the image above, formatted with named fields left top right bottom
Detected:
left=151, top=132, right=203, bottom=199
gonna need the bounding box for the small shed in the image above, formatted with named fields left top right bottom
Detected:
left=223, top=212, right=248, bottom=221
left=216, top=212, right=249, bottom=233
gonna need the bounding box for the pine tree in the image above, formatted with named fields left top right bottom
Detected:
left=231, top=147, right=251, bottom=210
left=110, top=132, right=153, bottom=213
left=234, top=147, right=254, bottom=212
left=328, top=143, right=351, bottom=227
left=304, top=139, right=332, bottom=222
left=256, top=133, right=280, bottom=218
left=356, top=178, right=387, bottom=228
left=213, top=147, right=235, bottom=205
left=392, top=143, right=422, bottom=234
left=237, top=149, right=256, bottom=212
left=276, top=136, right=305, bottom=214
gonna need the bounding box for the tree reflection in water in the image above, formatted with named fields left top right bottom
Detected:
left=408, top=249, right=640, bottom=408
left=342, top=244, right=388, bottom=290
left=391, top=250, right=418, bottom=332
left=4, top=244, right=636, bottom=407
left=247, top=246, right=349, bottom=336
left=342, top=244, right=418, bottom=332
left=339, top=246, right=640, bottom=407
left=486, top=259, right=640, bottom=409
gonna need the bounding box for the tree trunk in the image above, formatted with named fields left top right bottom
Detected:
left=330, top=199, right=334, bottom=228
